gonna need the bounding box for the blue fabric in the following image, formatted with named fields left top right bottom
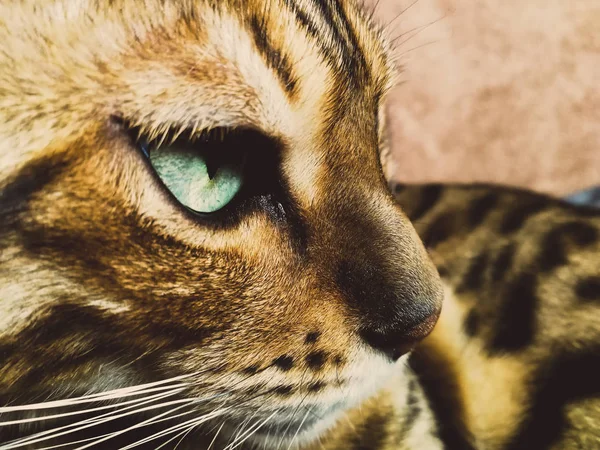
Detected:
left=564, top=186, right=600, bottom=208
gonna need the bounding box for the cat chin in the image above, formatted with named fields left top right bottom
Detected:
left=224, top=354, right=409, bottom=449
left=222, top=404, right=346, bottom=449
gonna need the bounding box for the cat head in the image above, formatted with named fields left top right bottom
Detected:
left=0, top=0, right=442, bottom=446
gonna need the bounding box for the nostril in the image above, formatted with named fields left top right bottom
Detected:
left=360, top=328, right=415, bottom=360
left=359, top=310, right=440, bottom=361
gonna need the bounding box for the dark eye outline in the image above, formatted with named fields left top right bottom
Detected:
left=117, top=118, right=290, bottom=230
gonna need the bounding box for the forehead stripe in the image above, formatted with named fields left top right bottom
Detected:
left=248, top=15, right=299, bottom=99
left=312, top=0, right=370, bottom=82
left=280, top=0, right=370, bottom=86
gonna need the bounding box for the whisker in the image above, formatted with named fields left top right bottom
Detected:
left=0, top=388, right=186, bottom=426
left=36, top=430, right=121, bottom=449
left=2, top=394, right=196, bottom=449
left=122, top=385, right=277, bottom=450
left=0, top=375, right=196, bottom=413
left=206, top=421, right=225, bottom=450
left=224, top=411, right=277, bottom=450
left=389, top=16, right=443, bottom=49
left=276, top=373, right=311, bottom=450
left=170, top=421, right=198, bottom=450
left=115, top=409, right=205, bottom=450
left=43, top=401, right=222, bottom=450
left=286, top=410, right=311, bottom=450
left=227, top=399, right=269, bottom=449
left=152, top=427, right=193, bottom=450
left=72, top=401, right=211, bottom=450
left=151, top=426, right=193, bottom=450
left=116, top=406, right=231, bottom=450
left=5, top=374, right=278, bottom=450
left=120, top=422, right=195, bottom=450
left=225, top=407, right=260, bottom=450
left=396, top=40, right=439, bottom=58
left=383, top=0, right=421, bottom=32
left=1, top=390, right=184, bottom=449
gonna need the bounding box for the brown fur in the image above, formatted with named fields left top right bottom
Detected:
left=0, top=0, right=442, bottom=448
left=1, top=1, right=599, bottom=449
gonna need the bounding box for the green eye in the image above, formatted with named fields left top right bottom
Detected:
left=144, top=131, right=246, bottom=214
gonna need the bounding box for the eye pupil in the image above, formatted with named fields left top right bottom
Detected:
left=204, top=149, right=225, bottom=180
left=207, top=166, right=217, bottom=180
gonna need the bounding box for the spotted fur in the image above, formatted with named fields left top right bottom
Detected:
left=0, top=1, right=598, bottom=449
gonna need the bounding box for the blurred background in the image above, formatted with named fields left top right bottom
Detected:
left=364, top=0, right=600, bottom=196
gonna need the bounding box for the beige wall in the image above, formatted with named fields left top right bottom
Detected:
left=366, top=0, right=600, bottom=195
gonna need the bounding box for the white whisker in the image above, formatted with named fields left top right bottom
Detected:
left=2, top=391, right=182, bottom=449
left=152, top=426, right=193, bottom=450
left=117, top=407, right=231, bottom=450
left=286, top=410, right=311, bottom=450
left=0, top=374, right=196, bottom=413
left=169, top=421, right=198, bottom=450
left=42, top=401, right=222, bottom=450
left=38, top=405, right=211, bottom=450
left=36, top=431, right=116, bottom=449
left=2, top=394, right=194, bottom=450
left=206, top=421, right=225, bottom=450
left=0, top=388, right=186, bottom=426
left=224, top=411, right=277, bottom=450
left=72, top=401, right=206, bottom=450
left=229, top=408, right=260, bottom=447
left=112, top=409, right=201, bottom=450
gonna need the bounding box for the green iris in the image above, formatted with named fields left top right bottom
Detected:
left=147, top=140, right=245, bottom=214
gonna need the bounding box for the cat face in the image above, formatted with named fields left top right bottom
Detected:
left=0, top=0, right=442, bottom=446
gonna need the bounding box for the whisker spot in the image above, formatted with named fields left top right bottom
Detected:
left=305, top=350, right=328, bottom=371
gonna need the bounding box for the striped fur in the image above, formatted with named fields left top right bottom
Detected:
left=1, top=1, right=598, bottom=449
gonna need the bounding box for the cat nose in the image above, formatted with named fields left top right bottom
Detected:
left=321, top=190, right=444, bottom=361
left=335, top=244, right=443, bottom=361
